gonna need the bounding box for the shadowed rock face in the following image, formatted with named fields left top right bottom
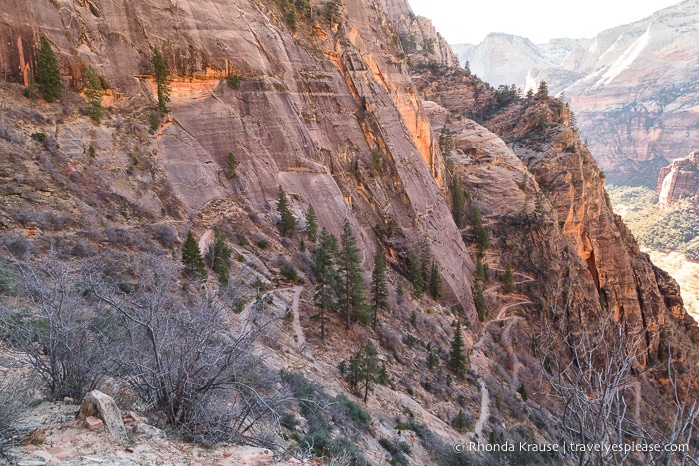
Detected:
left=414, top=66, right=692, bottom=360
left=657, top=150, right=699, bottom=208
left=0, top=0, right=475, bottom=316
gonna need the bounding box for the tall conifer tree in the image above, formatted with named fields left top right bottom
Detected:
left=448, top=320, right=467, bottom=378
left=152, top=48, right=170, bottom=114
left=305, top=204, right=317, bottom=242
left=84, top=65, right=103, bottom=123
left=338, top=218, right=366, bottom=330
left=36, top=35, right=62, bottom=102
left=371, top=250, right=388, bottom=329
left=313, top=228, right=338, bottom=341
left=182, top=231, right=206, bottom=279
left=277, top=185, right=296, bottom=237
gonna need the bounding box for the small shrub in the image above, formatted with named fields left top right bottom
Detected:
left=227, top=75, right=242, bottom=89
left=148, top=112, right=159, bottom=131
left=256, top=240, right=269, bottom=249
left=451, top=410, right=472, bottom=433
left=517, top=383, right=528, bottom=401
left=280, top=263, right=298, bottom=281
left=31, top=132, right=47, bottom=142
left=333, top=394, right=371, bottom=431
left=88, top=144, right=96, bottom=158
left=378, top=437, right=411, bottom=466
left=280, top=411, right=299, bottom=430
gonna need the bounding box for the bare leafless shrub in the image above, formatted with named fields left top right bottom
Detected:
left=104, top=227, right=134, bottom=245
left=1, top=233, right=34, bottom=258
left=151, top=224, right=177, bottom=248
left=539, top=314, right=699, bottom=465
left=88, top=255, right=290, bottom=446
left=0, top=371, right=39, bottom=457
left=0, top=252, right=108, bottom=400
left=70, top=239, right=96, bottom=257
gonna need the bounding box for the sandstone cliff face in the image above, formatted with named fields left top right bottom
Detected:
left=377, top=0, right=459, bottom=67
left=0, top=0, right=474, bottom=315
left=560, top=0, right=699, bottom=186
left=413, top=66, right=692, bottom=358
left=657, top=150, right=699, bottom=208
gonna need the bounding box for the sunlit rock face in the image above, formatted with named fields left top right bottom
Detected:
left=453, top=1, right=699, bottom=187
left=657, top=150, right=699, bottom=208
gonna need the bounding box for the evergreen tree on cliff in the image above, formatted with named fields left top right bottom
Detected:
left=152, top=48, right=170, bottom=114
left=371, top=250, right=388, bottom=329
left=182, top=231, right=206, bottom=279
left=277, top=185, right=296, bottom=237
left=36, top=35, right=62, bottom=103
left=84, top=65, right=103, bottom=123
left=448, top=320, right=467, bottom=378
left=305, top=204, right=317, bottom=243
left=206, top=228, right=232, bottom=285
left=338, top=218, right=367, bottom=330
left=313, top=228, right=339, bottom=341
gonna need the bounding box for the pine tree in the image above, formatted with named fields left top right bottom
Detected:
left=206, top=228, right=232, bottom=284
left=342, top=341, right=382, bottom=403
left=84, top=65, right=103, bottom=123
left=408, top=250, right=424, bottom=297
left=152, top=48, right=170, bottom=114
left=503, top=263, right=514, bottom=294
left=475, top=257, right=486, bottom=282
left=360, top=340, right=380, bottom=403
left=371, top=250, right=388, bottom=329
left=35, top=35, right=62, bottom=103
left=419, top=240, right=431, bottom=287
left=226, top=153, right=238, bottom=179
left=452, top=176, right=465, bottom=228
left=428, top=261, right=442, bottom=300
left=536, top=81, right=549, bottom=99
left=305, top=204, right=317, bottom=242
left=277, top=185, right=296, bottom=237
left=448, top=320, right=467, bottom=378
left=313, top=228, right=339, bottom=341
left=474, top=282, right=487, bottom=322
left=452, top=410, right=469, bottom=433
left=338, top=219, right=367, bottom=330
left=471, top=207, right=489, bottom=258
left=182, top=230, right=206, bottom=279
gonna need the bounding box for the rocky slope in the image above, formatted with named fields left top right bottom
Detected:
left=0, top=0, right=697, bottom=464
left=412, top=65, right=693, bottom=361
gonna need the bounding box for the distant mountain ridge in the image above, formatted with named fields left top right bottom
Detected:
left=453, top=34, right=588, bottom=88
left=452, top=0, right=699, bottom=186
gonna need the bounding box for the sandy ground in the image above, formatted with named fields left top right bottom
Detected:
left=642, top=248, right=699, bottom=321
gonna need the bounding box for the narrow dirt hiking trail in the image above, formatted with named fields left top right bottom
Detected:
left=198, top=228, right=214, bottom=255
left=290, top=286, right=306, bottom=352
left=470, top=267, right=534, bottom=439
left=474, top=374, right=489, bottom=439
left=502, top=317, right=523, bottom=387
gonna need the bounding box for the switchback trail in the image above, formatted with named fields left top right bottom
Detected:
left=471, top=268, right=534, bottom=439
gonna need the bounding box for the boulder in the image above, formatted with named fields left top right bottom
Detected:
left=78, top=390, right=128, bottom=444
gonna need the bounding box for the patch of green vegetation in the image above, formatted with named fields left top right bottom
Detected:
left=607, top=185, right=699, bottom=258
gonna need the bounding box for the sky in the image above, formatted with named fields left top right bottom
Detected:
left=407, top=0, right=685, bottom=44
